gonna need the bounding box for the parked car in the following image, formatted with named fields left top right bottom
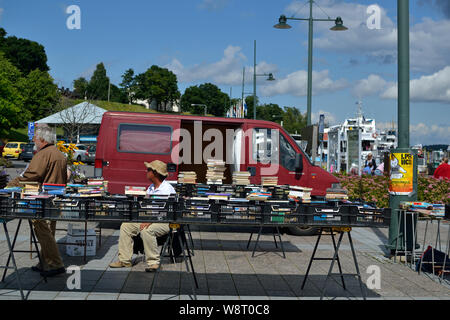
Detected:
left=86, top=145, right=96, bottom=164
left=95, top=111, right=341, bottom=236
left=18, top=143, right=35, bottom=162
left=2, top=142, right=27, bottom=159
left=63, top=144, right=89, bottom=162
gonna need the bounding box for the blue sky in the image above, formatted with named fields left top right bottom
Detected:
left=0, top=0, right=449, bottom=145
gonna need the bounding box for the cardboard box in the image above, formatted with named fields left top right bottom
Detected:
left=66, top=223, right=96, bottom=256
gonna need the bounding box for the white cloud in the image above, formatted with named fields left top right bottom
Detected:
left=410, top=123, right=450, bottom=145
left=352, top=74, right=388, bottom=98
left=165, top=45, right=277, bottom=86
left=285, top=1, right=450, bottom=73
left=260, top=69, right=348, bottom=97
left=381, top=66, right=450, bottom=103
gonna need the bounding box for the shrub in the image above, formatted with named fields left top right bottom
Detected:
left=334, top=173, right=450, bottom=208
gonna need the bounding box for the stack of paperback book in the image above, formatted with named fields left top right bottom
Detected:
left=178, top=171, right=197, bottom=184
left=21, top=182, right=40, bottom=197
left=246, top=188, right=271, bottom=201
left=125, top=186, right=147, bottom=196
left=206, top=159, right=226, bottom=184
left=77, top=179, right=106, bottom=197
left=325, top=187, right=348, bottom=200
left=288, top=186, right=312, bottom=203
left=232, top=171, right=251, bottom=185
left=261, top=176, right=278, bottom=186
left=43, top=183, right=66, bottom=196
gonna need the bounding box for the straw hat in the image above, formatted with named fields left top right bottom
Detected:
left=144, top=160, right=168, bottom=177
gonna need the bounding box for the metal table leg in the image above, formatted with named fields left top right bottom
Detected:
left=301, top=227, right=323, bottom=290
left=439, top=225, right=450, bottom=283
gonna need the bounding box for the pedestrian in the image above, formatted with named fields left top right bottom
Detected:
left=7, top=125, right=67, bottom=277
left=109, top=160, right=175, bottom=272
left=365, top=153, right=376, bottom=175
left=433, top=158, right=450, bottom=179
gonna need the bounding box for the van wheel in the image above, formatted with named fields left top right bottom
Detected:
left=287, top=226, right=320, bottom=236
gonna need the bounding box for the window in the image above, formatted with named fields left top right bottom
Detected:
left=118, top=124, right=172, bottom=154
left=252, top=128, right=279, bottom=164
left=280, top=134, right=296, bottom=171
left=6, top=143, right=18, bottom=148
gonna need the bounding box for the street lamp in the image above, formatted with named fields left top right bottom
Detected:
left=274, top=1, right=347, bottom=126
left=191, top=104, right=207, bottom=116
left=253, top=40, right=276, bottom=120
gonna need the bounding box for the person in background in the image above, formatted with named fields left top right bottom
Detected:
left=365, top=153, right=377, bottom=175
left=433, top=158, right=450, bottom=179
left=109, top=160, right=175, bottom=272
left=7, top=125, right=67, bottom=277
left=362, top=162, right=373, bottom=175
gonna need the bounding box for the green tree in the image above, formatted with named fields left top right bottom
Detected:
left=87, top=63, right=110, bottom=100
left=109, top=84, right=128, bottom=103
left=120, top=68, right=136, bottom=104
left=244, top=96, right=257, bottom=119
left=134, top=65, right=180, bottom=111
left=256, top=103, right=284, bottom=122
left=0, top=54, right=27, bottom=137
left=72, top=77, right=89, bottom=99
left=0, top=28, right=49, bottom=75
left=181, top=83, right=230, bottom=116
left=23, top=69, right=60, bottom=120
left=282, top=106, right=307, bottom=134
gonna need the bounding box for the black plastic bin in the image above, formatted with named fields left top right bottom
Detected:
left=132, top=197, right=176, bottom=223
left=3, top=197, right=46, bottom=219
left=45, top=198, right=87, bottom=221
left=301, top=204, right=358, bottom=226
left=263, top=201, right=298, bottom=224
left=86, top=197, right=134, bottom=221
left=219, top=200, right=264, bottom=224
left=176, top=198, right=219, bottom=223
left=354, top=207, right=391, bottom=227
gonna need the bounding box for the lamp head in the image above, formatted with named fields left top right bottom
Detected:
left=330, top=17, right=348, bottom=31
left=274, top=15, right=292, bottom=29
left=267, top=73, right=275, bottom=81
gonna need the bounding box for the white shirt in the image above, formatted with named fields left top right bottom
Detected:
left=146, top=180, right=176, bottom=196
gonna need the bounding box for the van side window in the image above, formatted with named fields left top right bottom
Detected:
left=280, top=134, right=296, bottom=171
left=252, top=128, right=279, bottom=164
left=118, top=124, right=172, bottom=154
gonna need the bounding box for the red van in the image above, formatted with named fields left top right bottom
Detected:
left=95, top=112, right=340, bottom=234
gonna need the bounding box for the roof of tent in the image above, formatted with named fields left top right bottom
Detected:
left=35, top=102, right=107, bottom=125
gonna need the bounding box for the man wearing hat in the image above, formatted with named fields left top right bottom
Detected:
left=109, top=160, right=175, bottom=272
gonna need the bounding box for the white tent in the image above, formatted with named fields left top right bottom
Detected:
left=36, top=102, right=107, bottom=125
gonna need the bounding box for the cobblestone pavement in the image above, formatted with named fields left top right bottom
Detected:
left=0, top=219, right=448, bottom=300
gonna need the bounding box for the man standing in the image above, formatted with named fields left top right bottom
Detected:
left=7, top=125, right=67, bottom=277
left=109, top=160, right=175, bottom=272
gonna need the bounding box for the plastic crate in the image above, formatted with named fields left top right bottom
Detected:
left=301, top=204, right=358, bottom=226
left=176, top=198, right=219, bottom=223
left=86, top=198, right=134, bottom=221
left=5, top=197, right=46, bottom=219
left=46, top=198, right=87, bottom=221
left=263, top=201, right=298, bottom=224
left=132, top=197, right=176, bottom=222
left=219, top=200, right=264, bottom=224
left=354, top=207, right=391, bottom=227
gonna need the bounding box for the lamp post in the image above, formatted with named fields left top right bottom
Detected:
left=252, top=40, right=276, bottom=120
left=191, top=104, right=207, bottom=116
left=274, top=1, right=347, bottom=126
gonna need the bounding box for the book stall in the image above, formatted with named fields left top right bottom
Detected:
left=0, top=177, right=393, bottom=300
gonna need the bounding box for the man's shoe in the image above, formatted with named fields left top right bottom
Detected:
left=109, top=261, right=132, bottom=268
left=145, top=264, right=159, bottom=272
left=40, top=267, right=66, bottom=278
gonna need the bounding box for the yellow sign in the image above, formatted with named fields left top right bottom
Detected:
left=389, top=153, right=413, bottom=195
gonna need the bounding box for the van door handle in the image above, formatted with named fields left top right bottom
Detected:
left=103, top=161, right=109, bottom=167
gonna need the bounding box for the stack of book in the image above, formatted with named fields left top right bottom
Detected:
left=246, top=190, right=271, bottom=201
left=325, top=187, right=348, bottom=200
left=206, top=159, right=226, bottom=185
left=232, top=171, right=251, bottom=185
left=43, top=183, right=66, bottom=196
left=125, top=186, right=147, bottom=196
left=178, top=171, right=197, bottom=184
left=288, top=186, right=312, bottom=203
left=261, top=176, right=278, bottom=186
left=21, top=182, right=40, bottom=197
left=88, top=178, right=108, bottom=193
left=206, top=193, right=231, bottom=201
